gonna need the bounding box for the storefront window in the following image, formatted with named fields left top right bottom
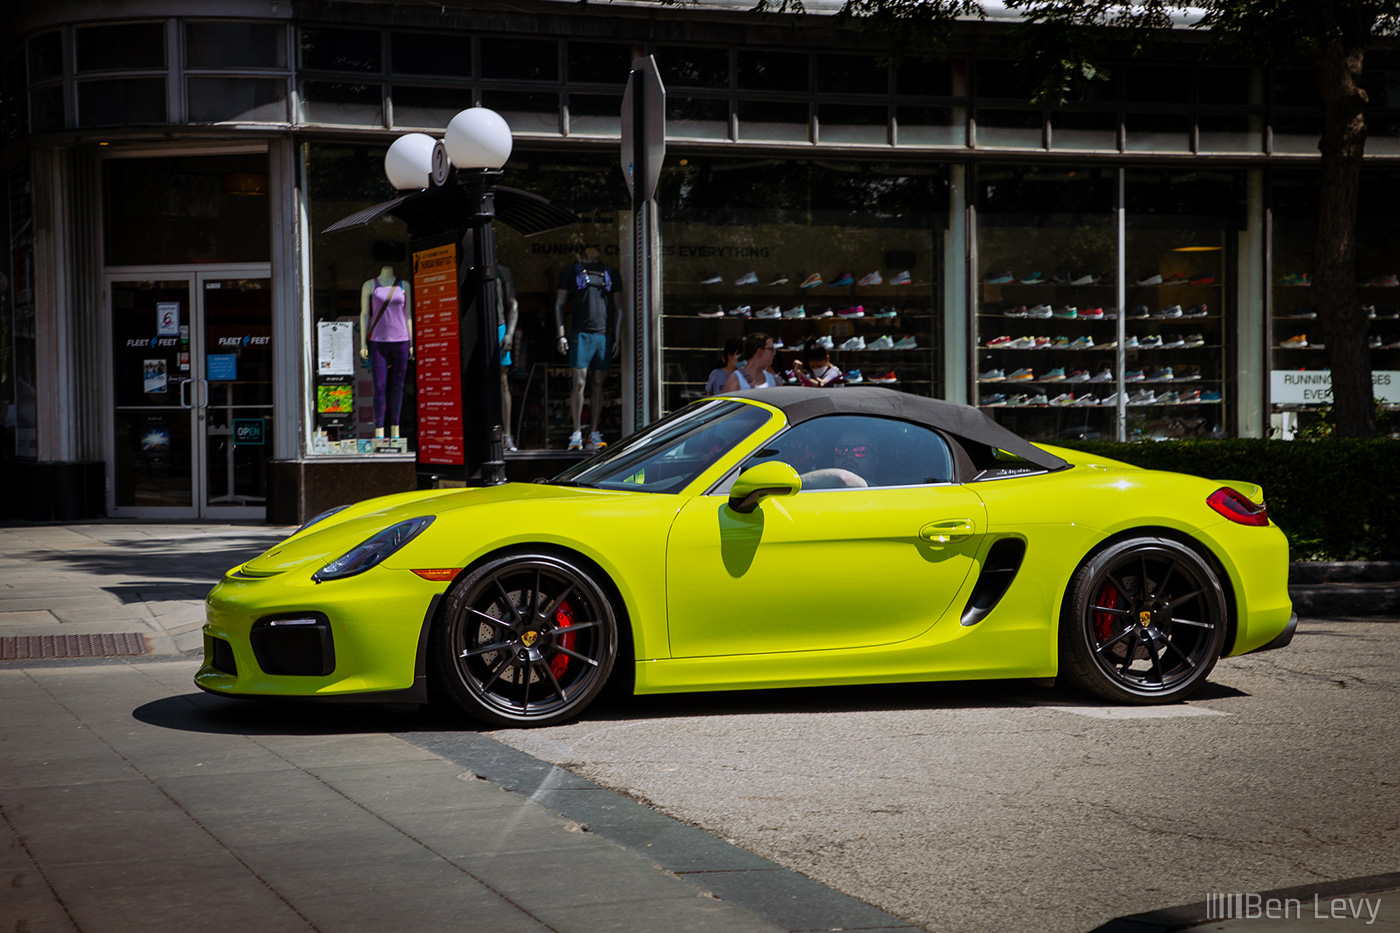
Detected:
left=658, top=158, right=948, bottom=412
left=5, top=164, right=35, bottom=458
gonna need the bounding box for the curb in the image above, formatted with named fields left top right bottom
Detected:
left=1288, top=561, right=1400, bottom=617
left=1089, top=871, right=1400, bottom=932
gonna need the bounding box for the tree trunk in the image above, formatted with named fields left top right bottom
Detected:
left=1309, top=30, right=1374, bottom=437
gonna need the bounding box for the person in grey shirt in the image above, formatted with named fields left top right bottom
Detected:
left=706, top=337, right=743, bottom=396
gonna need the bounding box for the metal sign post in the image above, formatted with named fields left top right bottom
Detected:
left=621, top=56, right=665, bottom=432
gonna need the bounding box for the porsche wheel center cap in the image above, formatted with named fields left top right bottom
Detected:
left=1139, top=610, right=1152, bottom=627
left=520, top=630, right=539, bottom=647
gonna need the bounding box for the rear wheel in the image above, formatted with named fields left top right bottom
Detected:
left=1060, top=536, right=1227, bottom=704
left=431, top=552, right=618, bottom=727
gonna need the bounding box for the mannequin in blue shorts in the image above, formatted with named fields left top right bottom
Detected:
left=554, top=245, right=622, bottom=450
left=497, top=263, right=519, bottom=451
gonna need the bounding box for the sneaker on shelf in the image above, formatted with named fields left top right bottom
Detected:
left=1138, top=335, right=1164, bottom=349
left=1064, top=369, right=1091, bottom=382
left=1089, top=368, right=1114, bottom=382
left=755, top=305, right=782, bottom=319
left=1125, top=369, right=1146, bottom=382
left=1371, top=335, right=1385, bottom=349
left=846, top=369, right=865, bottom=384
left=1042, top=367, right=1066, bottom=381
left=1178, top=366, right=1202, bottom=380
left=1070, top=336, right=1095, bottom=350
left=1185, top=304, right=1209, bottom=317
left=980, top=369, right=1006, bottom=382
left=984, top=271, right=1015, bottom=284
left=1049, top=393, right=1075, bottom=407
left=727, top=304, right=752, bottom=317
left=700, top=272, right=723, bottom=285
left=586, top=431, right=606, bottom=450
left=1364, top=305, right=1378, bottom=318
left=1149, top=366, right=1174, bottom=381
left=837, top=305, right=865, bottom=318
left=1027, top=304, right=1054, bottom=318
left=1128, top=304, right=1151, bottom=319
left=986, top=335, right=1013, bottom=348
left=1020, top=271, right=1045, bottom=284
left=1123, top=335, right=1140, bottom=349
left=891, top=336, right=917, bottom=349
left=1200, top=390, right=1223, bottom=402
left=1047, top=335, right=1069, bottom=349
left=1157, top=390, right=1182, bottom=404
left=1026, top=392, right=1049, bottom=406
left=783, top=304, right=807, bottom=318
left=1160, top=336, right=1186, bottom=349
left=857, top=271, right=883, bottom=286
left=1154, top=305, right=1183, bottom=319
left=768, top=273, right=790, bottom=286
left=801, top=272, right=824, bottom=288
left=1007, top=368, right=1035, bottom=381
left=1069, top=274, right=1097, bottom=286
left=1002, top=393, right=1028, bottom=407
left=1034, top=336, right=1052, bottom=349
left=1079, top=307, right=1105, bottom=319
left=1371, top=273, right=1399, bottom=287
left=567, top=430, right=584, bottom=450
left=874, top=306, right=899, bottom=318
left=809, top=307, right=835, bottom=319
left=1279, top=272, right=1311, bottom=286
left=1137, top=273, right=1163, bottom=286
left=982, top=393, right=1007, bottom=407
left=1188, top=273, right=1215, bottom=285
left=816, top=335, right=835, bottom=350
left=868, top=371, right=899, bottom=384
left=1162, top=273, right=1190, bottom=286
left=1101, top=392, right=1121, bottom=406
left=868, top=335, right=896, bottom=350
left=736, top=271, right=759, bottom=285
left=1012, top=336, right=1038, bottom=349
left=774, top=337, right=786, bottom=349
left=839, top=335, right=866, bottom=351
left=1281, top=334, right=1309, bottom=348
left=1179, top=389, right=1202, bottom=403
left=1128, top=389, right=1157, bottom=406
left=698, top=305, right=725, bottom=318
left=1072, top=393, right=1099, bottom=406
left=1099, top=339, right=1120, bottom=350
left=782, top=369, right=801, bottom=385
left=1053, top=306, right=1079, bottom=319
left=889, top=270, right=912, bottom=285
left=1005, top=305, right=1029, bottom=318
left=830, top=272, right=855, bottom=287
left=1281, top=310, right=1317, bottom=320
left=503, top=434, right=518, bottom=452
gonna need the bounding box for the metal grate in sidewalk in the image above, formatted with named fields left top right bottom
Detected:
left=1, top=633, right=149, bottom=660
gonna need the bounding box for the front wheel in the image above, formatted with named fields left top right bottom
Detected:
left=1059, top=536, right=1227, bottom=704
left=431, top=552, right=618, bottom=727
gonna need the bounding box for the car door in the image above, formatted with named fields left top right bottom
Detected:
left=665, top=415, right=987, bottom=658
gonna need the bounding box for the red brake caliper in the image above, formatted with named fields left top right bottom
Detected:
left=1094, top=584, right=1120, bottom=642
left=550, top=599, right=575, bottom=680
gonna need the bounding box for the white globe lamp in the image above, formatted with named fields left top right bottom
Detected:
left=444, top=107, right=513, bottom=170
left=384, top=133, right=448, bottom=190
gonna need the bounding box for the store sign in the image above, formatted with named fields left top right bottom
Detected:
left=233, top=418, right=265, bottom=446
left=1271, top=370, right=1400, bottom=405
left=621, top=55, right=665, bottom=202
left=413, top=244, right=465, bottom=466
left=207, top=353, right=238, bottom=381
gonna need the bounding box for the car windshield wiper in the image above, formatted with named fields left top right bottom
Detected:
left=536, top=478, right=595, bottom=488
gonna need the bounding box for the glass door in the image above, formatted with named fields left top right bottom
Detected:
left=107, top=268, right=272, bottom=518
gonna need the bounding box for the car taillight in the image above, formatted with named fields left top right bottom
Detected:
left=1207, top=487, right=1269, bottom=526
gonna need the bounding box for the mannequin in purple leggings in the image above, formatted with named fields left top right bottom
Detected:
left=359, top=265, right=414, bottom=438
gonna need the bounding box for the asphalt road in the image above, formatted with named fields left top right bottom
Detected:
left=473, top=616, right=1400, bottom=933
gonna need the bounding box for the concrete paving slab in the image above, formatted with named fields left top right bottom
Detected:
left=290, top=884, right=550, bottom=933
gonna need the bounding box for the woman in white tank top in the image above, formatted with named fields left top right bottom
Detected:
left=723, top=333, right=780, bottom=392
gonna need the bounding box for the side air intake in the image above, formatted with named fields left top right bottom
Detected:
left=960, top=538, right=1027, bottom=627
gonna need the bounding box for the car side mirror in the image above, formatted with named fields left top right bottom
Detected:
left=728, top=461, right=802, bottom=514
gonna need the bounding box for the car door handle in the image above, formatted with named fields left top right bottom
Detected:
left=918, top=519, right=975, bottom=544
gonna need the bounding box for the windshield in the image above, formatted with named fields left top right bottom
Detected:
left=553, top=400, right=772, bottom=493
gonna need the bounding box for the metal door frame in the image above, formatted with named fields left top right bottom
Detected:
left=104, top=263, right=273, bottom=519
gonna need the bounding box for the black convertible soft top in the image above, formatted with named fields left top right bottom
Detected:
left=729, top=387, right=1069, bottom=472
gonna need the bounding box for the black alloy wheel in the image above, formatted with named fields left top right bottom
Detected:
left=432, top=552, right=618, bottom=727
left=1060, top=536, right=1227, bottom=704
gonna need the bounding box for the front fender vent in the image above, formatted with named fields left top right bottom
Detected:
left=960, top=538, right=1027, bottom=627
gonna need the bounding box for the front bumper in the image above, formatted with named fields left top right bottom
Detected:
left=195, top=565, right=445, bottom=699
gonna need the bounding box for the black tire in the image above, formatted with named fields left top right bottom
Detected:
left=1059, top=536, right=1227, bottom=704
left=430, top=551, right=618, bottom=727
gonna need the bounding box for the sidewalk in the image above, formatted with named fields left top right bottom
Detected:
left=0, top=523, right=916, bottom=933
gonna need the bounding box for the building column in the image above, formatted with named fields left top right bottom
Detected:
left=1236, top=168, right=1266, bottom=438
left=943, top=163, right=969, bottom=404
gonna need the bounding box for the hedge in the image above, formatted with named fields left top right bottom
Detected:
left=1053, top=439, right=1400, bottom=561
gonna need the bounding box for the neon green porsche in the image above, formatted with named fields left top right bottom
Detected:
left=198, top=388, right=1295, bottom=727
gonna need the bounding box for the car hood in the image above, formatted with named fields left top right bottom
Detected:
left=239, top=482, right=634, bottom=575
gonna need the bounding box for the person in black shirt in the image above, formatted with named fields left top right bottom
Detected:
left=554, top=245, right=622, bottom=450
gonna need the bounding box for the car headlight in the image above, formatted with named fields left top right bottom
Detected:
left=295, top=504, right=350, bottom=536
left=312, top=516, right=435, bottom=583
